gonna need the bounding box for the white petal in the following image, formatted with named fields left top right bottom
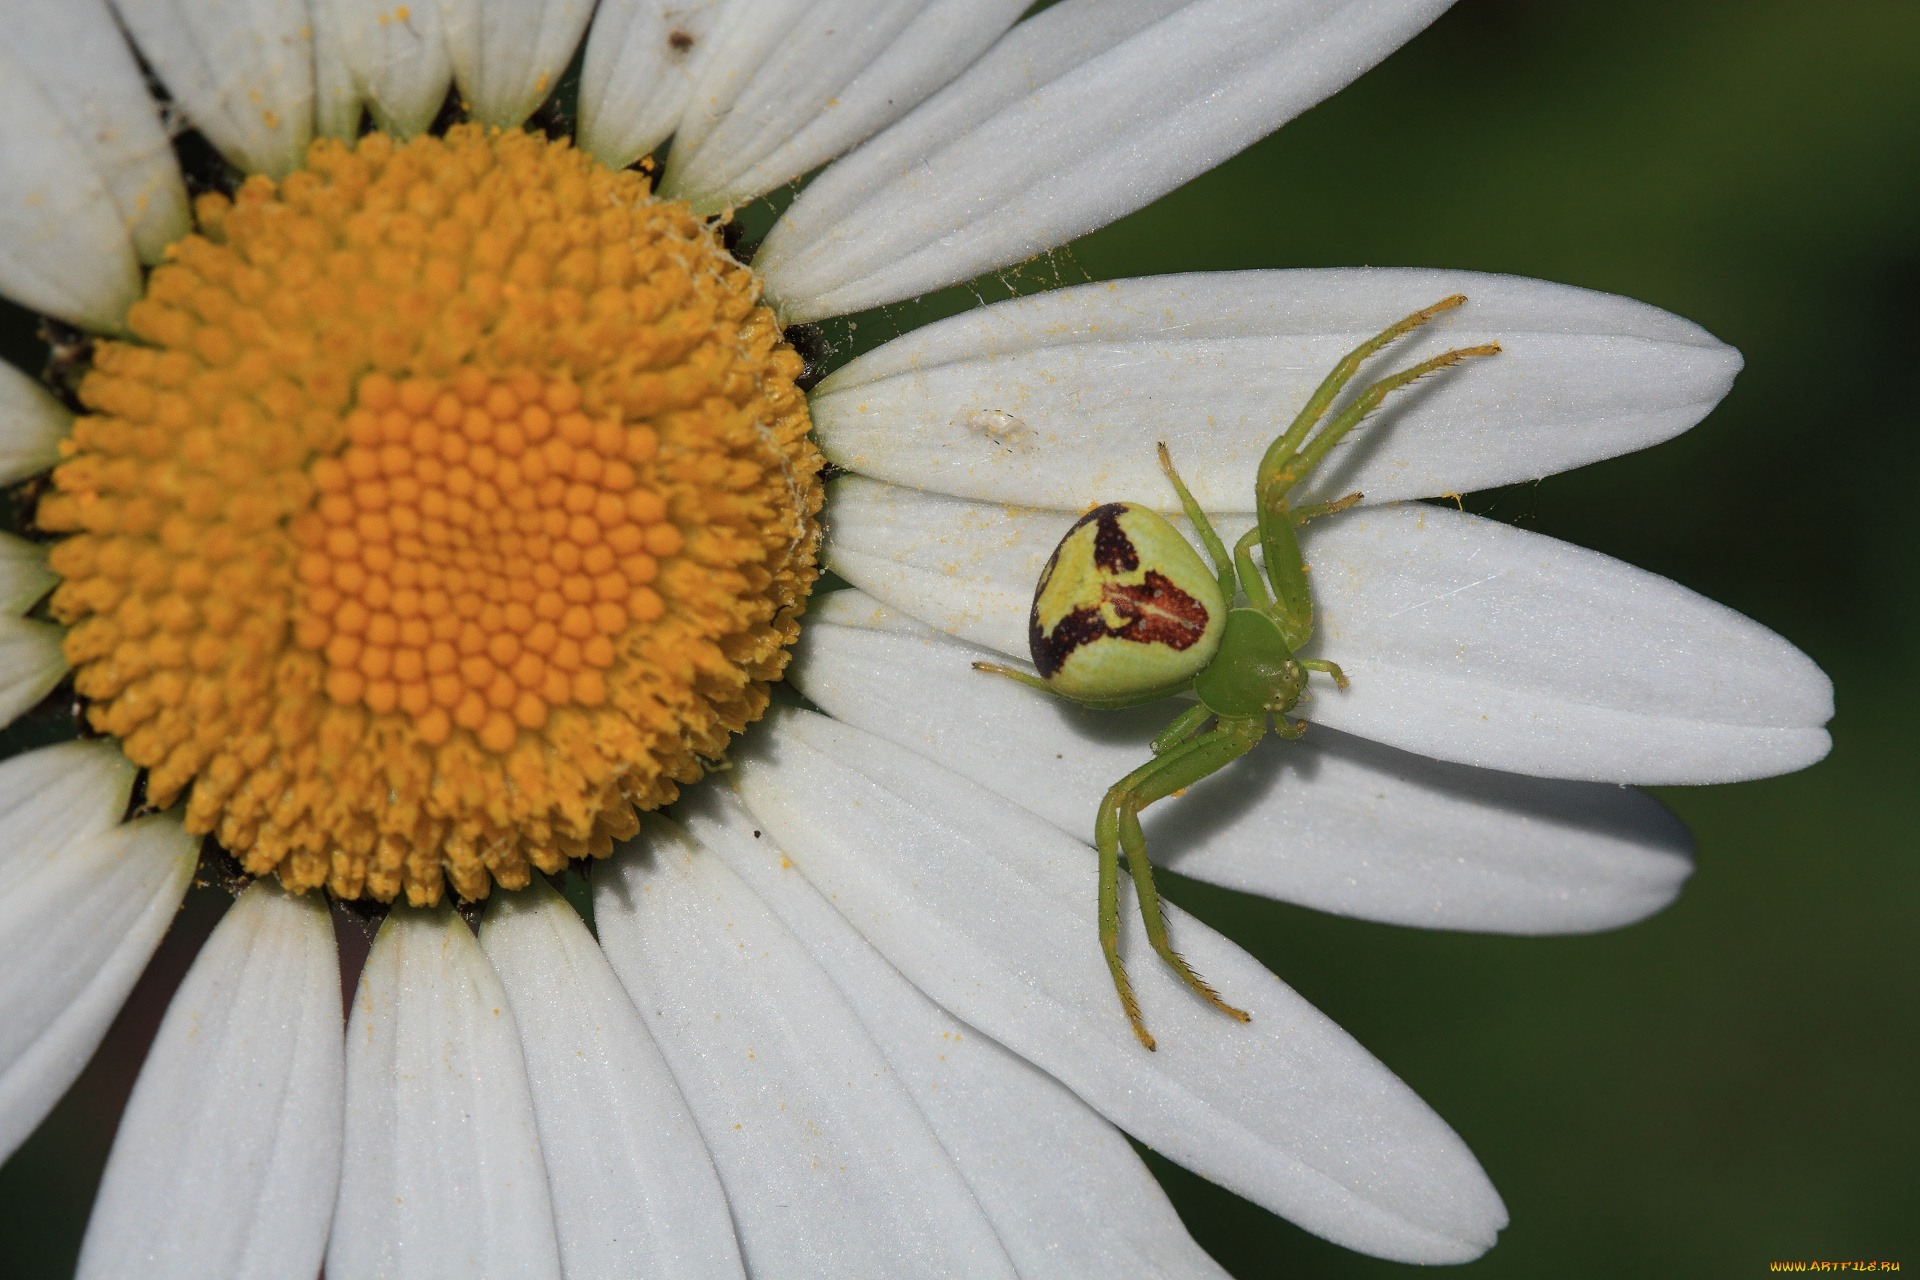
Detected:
left=440, top=0, right=595, bottom=128
left=311, top=0, right=366, bottom=139
left=0, top=43, right=143, bottom=332
left=0, top=739, right=137, bottom=879
left=595, top=819, right=1020, bottom=1280
left=111, top=0, right=315, bottom=179
left=576, top=0, right=726, bottom=170
left=0, top=615, right=70, bottom=733
left=0, top=361, right=70, bottom=486
left=76, top=881, right=342, bottom=1280
left=479, top=878, right=746, bottom=1280
left=682, top=786, right=1234, bottom=1280
left=8, top=0, right=189, bottom=263
left=813, top=269, right=1742, bottom=511
left=731, top=708, right=1508, bottom=1264
left=328, top=904, right=562, bottom=1280
left=824, top=478, right=1833, bottom=784
left=648, top=0, right=820, bottom=207
left=320, top=0, right=455, bottom=137
left=0, top=811, right=197, bottom=1161
left=658, top=0, right=1028, bottom=213
left=0, top=534, right=56, bottom=617
left=1291, top=504, right=1834, bottom=782
left=792, top=593, right=1694, bottom=933
left=758, top=0, right=1454, bottom=322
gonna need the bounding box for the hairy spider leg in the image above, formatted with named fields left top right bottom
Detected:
left=1256, top=294, right=1471, bottom=494
left=1094, top=803, right=1148, bottom=1048
left=1095, top=713, right=1266, bottom=1049
left=1288, top=342, right=1503, bottom=482
left=1290, top=492, right=1365, bottom=524
left=1255, top=300, right=1502, bottom=647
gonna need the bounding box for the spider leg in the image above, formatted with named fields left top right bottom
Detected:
left=1290, top=491, right=1363, bottom=524
left=1150, top=702, right=1213, bottom=755
left=1251, top=300, right=1501, bottom=649
left=1156, top=442, right=1236, bottom=604
left=1093, top=807, right=1149, bottom=1048
left=971, top=661, right=1056, bottom=694
left=1289, top=342, right=1502, bottom=479
left=1095, top=715, right=1267, bottom=1047
left=1231, top=526, right=1271, bottom=612
left=1297, top=657, right=1349, bottom=690
left=1255, top=294, right=1471, bottom=495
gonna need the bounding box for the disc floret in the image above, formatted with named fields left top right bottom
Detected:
left=39, top=125, right=822, bottom=906
left=979, top=296, right=1499, bottom=1048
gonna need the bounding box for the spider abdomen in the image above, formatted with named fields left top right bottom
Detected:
left=1028, top=502, right=1226, bottom=704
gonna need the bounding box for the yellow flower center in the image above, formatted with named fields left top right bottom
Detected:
left=37, top=125, right=821, bottom=905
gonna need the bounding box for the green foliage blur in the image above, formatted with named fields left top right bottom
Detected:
left=2, top=1, right=1914, bottom=1276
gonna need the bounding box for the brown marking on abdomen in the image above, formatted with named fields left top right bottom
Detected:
left=1090, top=506, right=1139, bottom=572
left=1054, top=503, right=1142, bottom=575
left=1031, top=570, right=1210, bottom=678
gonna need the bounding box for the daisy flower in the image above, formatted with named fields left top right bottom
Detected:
left=0, top=1, right=1832, bottom=1277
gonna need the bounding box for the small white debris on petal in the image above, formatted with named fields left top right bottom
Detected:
left=957, top=409, right=1028, bottom=452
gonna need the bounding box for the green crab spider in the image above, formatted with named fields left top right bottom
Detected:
left=975, top=296, right=1500, bottom=1050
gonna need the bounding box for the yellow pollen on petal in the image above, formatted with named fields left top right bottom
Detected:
left=39, top=124, right=821, bottom=906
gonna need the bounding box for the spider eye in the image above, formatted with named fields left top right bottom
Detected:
left=1028, top=502, right=1226, bottom=702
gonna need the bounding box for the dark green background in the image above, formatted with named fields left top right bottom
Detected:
left=3, top=1, right=1914, bottom=1276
